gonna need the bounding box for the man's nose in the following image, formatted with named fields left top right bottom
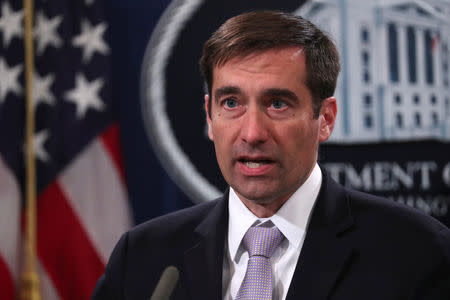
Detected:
left=239, top=106, right=269, bottom=145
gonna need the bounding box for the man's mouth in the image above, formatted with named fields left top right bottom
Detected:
left=236, top=157, right=275, bottom=175
left=242, top=160, right=272, bottom=168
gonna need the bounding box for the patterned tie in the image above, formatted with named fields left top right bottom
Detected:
left=236, top=226, right=285, bottom=300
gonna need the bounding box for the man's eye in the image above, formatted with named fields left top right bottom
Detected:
left=272, top=99, right=286, bottom=109
left=225, top=98, right=238, bottom=108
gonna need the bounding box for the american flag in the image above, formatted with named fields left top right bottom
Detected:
left=0, top=0, right=133, bottom=299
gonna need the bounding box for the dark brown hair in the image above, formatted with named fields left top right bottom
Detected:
left=199, top=10, right=340, bottom=118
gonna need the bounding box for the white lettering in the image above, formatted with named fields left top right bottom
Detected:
left=443, top=162, right=450, bottom=187
left=392, top=163, right=414, bottom=189
left=323, top=163, right=345, bottom=183
left=374, top=163, right=394, bottom=191
left=344, top=164, right=372, bottom=190
left=389, top=194, right=449, bottom=217
left=323, top=161, right=439, bottom=192
left=416, top=162, right=437, bottom=190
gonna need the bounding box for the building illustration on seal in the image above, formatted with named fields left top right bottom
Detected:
left=297, top=0, right=450, bottom=142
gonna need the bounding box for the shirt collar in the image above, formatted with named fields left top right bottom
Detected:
left=227, top=163, right=322, bottom=261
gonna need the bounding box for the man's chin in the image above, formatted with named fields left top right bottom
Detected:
left=233, top=187, right=293, bottom=217
left=234, top=187, right=281, bottom=205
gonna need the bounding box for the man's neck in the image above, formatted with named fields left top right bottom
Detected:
left=234, top=164, right=318, bottom=218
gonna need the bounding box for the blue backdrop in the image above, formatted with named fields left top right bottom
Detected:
left=108, top=0, right=450, bottom=226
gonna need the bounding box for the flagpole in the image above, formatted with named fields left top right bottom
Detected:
left=20, top=0, right=41, bottom=299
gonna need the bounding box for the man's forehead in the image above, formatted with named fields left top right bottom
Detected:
left=214, top=46, right=304, bottom=70
left=210, top=47, right=307, bottom=94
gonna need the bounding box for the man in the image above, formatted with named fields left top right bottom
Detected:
left=92, top=11, right=450, bottom=300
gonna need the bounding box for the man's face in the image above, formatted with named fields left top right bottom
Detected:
left=206, top=47, right=336, bottom=211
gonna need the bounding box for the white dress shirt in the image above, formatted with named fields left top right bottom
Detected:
left=222, top=163, right=322, bottom=300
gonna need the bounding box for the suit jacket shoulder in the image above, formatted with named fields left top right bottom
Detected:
left=345, top=185, right=449, bottom=266
left=130, top=198, right=220, bottom=243
left=287, top=173, right=450, bottom=300
left=91, top=196, right=228, bottom=300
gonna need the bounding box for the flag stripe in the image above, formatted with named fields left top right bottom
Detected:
left=37, top=182, right=104, bottom=300
left=38, top=260, right=63, bottom=300
left=58, top=132, right=132, bottom=263
left=100, top=124, right=126, bottom=183
left=0, top=255, right=15, bottom=300
left=0, top=155, right=20, bottom=300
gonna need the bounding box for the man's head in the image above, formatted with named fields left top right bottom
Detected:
left=200, top=10, right=340, bottom=118
left=200, top=11, right=340, bottom=216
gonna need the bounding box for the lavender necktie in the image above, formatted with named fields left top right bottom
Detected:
left=236, top=226, right=284, bottom=300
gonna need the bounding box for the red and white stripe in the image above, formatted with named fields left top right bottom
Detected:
left=0, top=123, right=132, bottom=300
left=0, top=155, right=21, bottom=300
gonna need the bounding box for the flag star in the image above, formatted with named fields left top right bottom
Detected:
left=33, top=130, right=51, bottom=162
left=34, top=12, right=63, bottom=55
left=0, top=58, right=22, bottom=103
left=0, top=2, right=23, bottom=47
left=72, top=19, right=109, bottom=63
left=65, top=73, right=105, bottom=119
left=33, top=72, right=55, bottom=107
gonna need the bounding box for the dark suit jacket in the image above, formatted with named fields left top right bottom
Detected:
left=92, top=173, right=450, bottom=300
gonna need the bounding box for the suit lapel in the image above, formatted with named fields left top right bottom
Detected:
left=287, top=173, right=355, bottom=300
left=183, top=193, right=228, bottom=300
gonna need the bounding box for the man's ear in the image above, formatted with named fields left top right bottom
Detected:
left=205, top=94, right=214, bottom=141
left=318, top=97, right=337, bottom=142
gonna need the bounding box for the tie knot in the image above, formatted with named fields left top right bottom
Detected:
left=242, top=226, right=284, bottom=258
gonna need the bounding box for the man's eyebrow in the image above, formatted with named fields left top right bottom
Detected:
left=214, top=86, right=241, bottom=102
left=262, top=88, right=299, bottom=102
